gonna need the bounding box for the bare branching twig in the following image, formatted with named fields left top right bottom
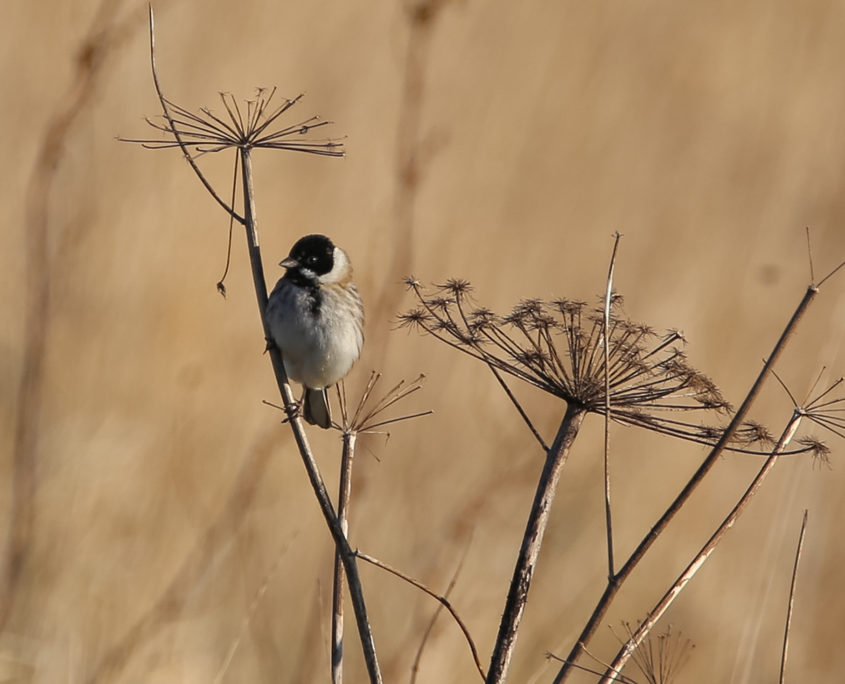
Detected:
left=554, top=283, right=824, bottom=683
left=400, top=273, right=825, bottom=683
left=601, top=375, right=840, bottom=682
left=600, top=407, right=805, bottom=682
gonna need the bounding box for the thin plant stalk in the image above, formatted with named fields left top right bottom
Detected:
left=332, top=431, right=357, bottom=684
left=410, top=539, right=473, bottom=684
left=600, top=409, right=804, bottom=682
left=355, top=551, right=486, bottom=680
left=487, top=364, right=548, bottom=451
left=239, top=150, right=382, bottom=683
left=486, top=402, right=587, bottom=684
left=602, top=233, right=622, bottom=578
left=779, top=510, right=808, bottom=684
left=553, top=285, right=819, bottom=683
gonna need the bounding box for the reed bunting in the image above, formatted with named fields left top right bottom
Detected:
left=266, top=234, right=364, bottom=428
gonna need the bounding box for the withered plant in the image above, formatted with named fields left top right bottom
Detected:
left=117, top=9, right=845, bottom=684
left=399, top=270, right=841, bottom=683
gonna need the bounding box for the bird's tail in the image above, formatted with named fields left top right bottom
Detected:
left=304, top=387, right=332, bottom=429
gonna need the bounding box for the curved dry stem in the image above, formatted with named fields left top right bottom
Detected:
left=410, top=537, right=473, bottom=684
left=602, top=233, right=622, bottom=579
left=355, top=551, right=485, bottom=681
left=816, top=258, right=845, bottom=287
left=146, top=6, right=243, bottom=223
left=779, top=510, right=808, bottom=684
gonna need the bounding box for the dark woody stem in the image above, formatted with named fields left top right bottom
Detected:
left=239, top=149, right=382, bottom=684
left=486, top=402, right=586, bottom=684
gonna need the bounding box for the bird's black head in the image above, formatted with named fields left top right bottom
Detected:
left=283, top=234, right=335, bottom=277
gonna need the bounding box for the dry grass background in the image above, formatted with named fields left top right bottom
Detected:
left=2, top=1, right=845, bottom=682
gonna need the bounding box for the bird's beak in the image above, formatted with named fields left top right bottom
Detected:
left=279, top=256, right=299, bottom=269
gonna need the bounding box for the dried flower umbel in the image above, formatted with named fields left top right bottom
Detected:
left=616, top=622, right=695, bottom=684
left=402, top=277, right=763, bottom=682
left=400, top=278, right=779, bottom=451
left=791, top=375, right=845, bottom=467
left=122, top=87, right=344, bottom=158
left=329, top=372, right=431, bottom=684
left=336, top=372, right=432, bottom=434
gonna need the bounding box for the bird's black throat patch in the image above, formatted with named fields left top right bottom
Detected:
left=284, top=269, right=322, bottom=317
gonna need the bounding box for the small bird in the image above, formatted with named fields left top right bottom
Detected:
left=265, top=234, right=364, bottom=428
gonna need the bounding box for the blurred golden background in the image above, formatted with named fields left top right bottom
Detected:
left=3, top=1, right=845, bottom=682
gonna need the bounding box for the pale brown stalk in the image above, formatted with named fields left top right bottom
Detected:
left=601, top=233, right=622, bottom=578
left=779, top=510, right=809, bottom=684
left=600, top=410, right=804, bottom=682
left=553, top=284, right=819, bottom=683
left=331, top=431, right=356, bottom=684
left=327, top=374, right=430, bottom=682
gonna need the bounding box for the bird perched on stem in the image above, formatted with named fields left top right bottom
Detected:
left=266, top=234, right=364, bottom=428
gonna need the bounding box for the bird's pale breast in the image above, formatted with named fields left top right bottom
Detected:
left=267, top=279, right=363, bottom=389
